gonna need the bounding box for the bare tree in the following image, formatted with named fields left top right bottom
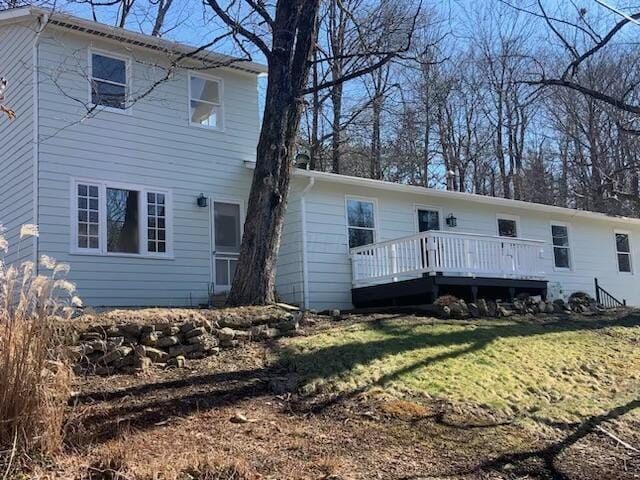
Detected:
left=0, top=78, right=15, bottom=120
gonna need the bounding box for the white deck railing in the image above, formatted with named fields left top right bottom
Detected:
left=350, top=230, right=546, bottom=287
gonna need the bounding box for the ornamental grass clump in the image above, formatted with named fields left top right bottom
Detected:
left=0, top=225, right=80, bottom=468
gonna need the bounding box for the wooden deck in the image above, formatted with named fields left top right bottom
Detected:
left=351, top=274, right=548, bottom=308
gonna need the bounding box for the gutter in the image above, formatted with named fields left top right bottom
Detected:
left=32, top=12, right=49, bottom=268
left=300, top=176, right=315, bottom=310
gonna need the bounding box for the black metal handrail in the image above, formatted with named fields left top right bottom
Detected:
left=595, top=278, right=627, bottom=309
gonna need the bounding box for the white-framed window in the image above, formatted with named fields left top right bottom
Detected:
left=71, top=178, right=172, bottom=258
left=415, top=205, right=442, bottom=232
left=550, top=222, right=571, bottom=270
left=615, top=231, right=632, bottom=273
left=189, top=73, right=224, bottom=130
left=346, top=197, right=377, bottom=249
left=497, top=214, right=519, bottom=238
left=89, top=50, right=129, bottom=110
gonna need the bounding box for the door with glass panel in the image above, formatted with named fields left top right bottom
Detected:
left=416, top=208, right=440, bottom=268
left=212, top=201, right=242, bottom=293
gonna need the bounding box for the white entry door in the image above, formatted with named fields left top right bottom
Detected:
left=212, top=200, right=242, bottom=293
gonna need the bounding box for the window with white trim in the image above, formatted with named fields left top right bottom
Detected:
left=615, top=232, right=632, bottom=273
left=73, top=180, right=171, bottom=257
left=551, top=223, right=571, bottom=269
left=346, top=198, right=376, bottom=249
left=76, top=183, right=100, bottom=250
left=189, top=74, right=223, bottom=129
left=90, top=52, right=127, bottom=109
left=497, top=216, right=518, bottom=238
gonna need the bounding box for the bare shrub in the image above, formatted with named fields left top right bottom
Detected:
left=0, top=225, right=80, bottom=469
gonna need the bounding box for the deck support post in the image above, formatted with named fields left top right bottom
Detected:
left=431, top=284, right=439, bottom=303
left=509, top=287, right=516, bottom=302
left=471, top=286, right=478, bottom=303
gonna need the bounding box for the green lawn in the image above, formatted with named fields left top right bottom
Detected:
left=279, top=313, right=640, bottom=424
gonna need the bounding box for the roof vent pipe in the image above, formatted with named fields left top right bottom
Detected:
left=446, top=170, right=455, bottom=191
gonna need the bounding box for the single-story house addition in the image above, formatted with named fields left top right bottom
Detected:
left=0, top=7, right=638, bottom=310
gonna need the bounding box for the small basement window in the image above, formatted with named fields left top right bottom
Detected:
left=346, top=198, right=376, bottom=249
left=551, top=223, right=571, bottom=269
left=189, top=74, right=223, bottom=129
left=615, top=232, right=632, bottom=273
left=72, top=179, right=172, bottom=257
left=90, top=52, right=128, bottom=109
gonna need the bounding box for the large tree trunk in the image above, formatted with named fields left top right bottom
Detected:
left=227, top=0, right=319, bottom=306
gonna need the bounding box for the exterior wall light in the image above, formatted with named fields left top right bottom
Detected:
left=197, top=193, right=208, bottom=208
left=446, top=214, right=457, bottom=228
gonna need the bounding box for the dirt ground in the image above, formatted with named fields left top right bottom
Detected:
left=33, top=312, right=640, bottom=480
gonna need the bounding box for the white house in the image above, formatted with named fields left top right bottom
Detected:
left=1, top=7, right=639, bottom=311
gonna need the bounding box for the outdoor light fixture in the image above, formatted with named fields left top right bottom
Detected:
left=197, top=193, right=208, bottom=208
left=446, top=214, right=457, bottom=228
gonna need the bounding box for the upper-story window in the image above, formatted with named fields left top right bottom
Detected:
left=189, top=74, right=223, bottom=129
left=90, top=52, right=128, bottom=110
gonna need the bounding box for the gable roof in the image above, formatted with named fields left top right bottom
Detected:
left=0, top=6, right=268, bottom=75
left=291, top=167, right=640, bottom=227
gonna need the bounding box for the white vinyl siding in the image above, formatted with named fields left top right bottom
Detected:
left=285, top=177, right=640, bottom=310
left=0, top=21, right=37, bottom=267
left=36, top=27, right=259, bottom=306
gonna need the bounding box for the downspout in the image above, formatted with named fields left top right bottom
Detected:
left=32, top=11, right=49, bottom=268
left=300, top=177, right=315, bottom=310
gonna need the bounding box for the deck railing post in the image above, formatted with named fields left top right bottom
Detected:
left=595, top=278, right=600, bottom=304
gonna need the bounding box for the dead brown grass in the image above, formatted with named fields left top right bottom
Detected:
left=0, top=227, right=77, bottom=470
left=379, top=400, right=432, bottom=420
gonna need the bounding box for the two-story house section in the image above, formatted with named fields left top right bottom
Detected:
left=0, top=6, right=267, bottom=306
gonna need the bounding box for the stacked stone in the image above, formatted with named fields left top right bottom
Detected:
left=71, top=312, right=303, bottom=375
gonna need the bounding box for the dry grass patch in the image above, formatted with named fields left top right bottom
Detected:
left=0, top=226, right=78, bottom=471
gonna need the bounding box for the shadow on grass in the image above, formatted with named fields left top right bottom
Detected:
left=69, top=312, right=640, bottom=455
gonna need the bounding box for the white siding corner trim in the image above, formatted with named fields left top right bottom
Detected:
left=69, top=177, right=174, bottom=259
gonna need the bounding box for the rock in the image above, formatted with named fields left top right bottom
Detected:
left=168, top=344, right=201, bottom=357
left=497, top=306, right=514, bottom=317
left=230, top=412, right=256, bottom=424
left=167, top=355, right=187, bottom=368
left=487, top=301, right=498, bottom=317
left=156, top=335, right=180, bottom=348
left=180, top=322, right=197, bottom=334
left=97, top=346, right=132, bottom=366
left=250, top=325, right=279, bottom=340
left=512, top=300, right=526, bottom=314
left=218, top=327, right=236, bottom=342
left=141, top=325, right=155, bottom=334
left=275, top=318, right=299, bottom=332
left=468, top=303, right=480, bottom=318
left=476, top=299, right=489, bottom=317
left=70, top=344, right=94, bottom=359
left=439, top=305, right=451, bottom=318
left=112, top=354, right=134, bottom=369
left=330, top=309, right=341, bottom=321
left=185, top=326, right=207, bottom=339
left=220, top=339, right=239, bottom=348
left=120, top=324, right=142, bottom=337
left=145, top=347, right=169, bottom=363
left=449, top=301, right=469, bottom=319
left=106, top=326, right=123, bottom=338
left=133, top=355, right=152, bottom=372
left=80, top=331, right=103, bottom=342
left=140, top=330, right=159, bottom=346
left=544, top=302, right=555, bottom=314
left=94, top=366, right=113, bottom=376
